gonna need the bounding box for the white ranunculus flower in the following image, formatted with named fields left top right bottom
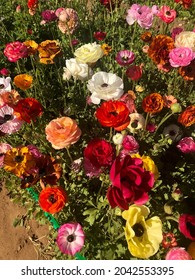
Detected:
left=0, top=77, right=11, bottom=93
left=127, top=113, right=146, bottom=133
left=64, top=58, right=93, bottom=81
left=113, top=133, right=124, bottom=145
left=62, top=68, right=72, bottom=81
left=175, top=31, right=195, bottom=52
left=87, top=71, right=124, bottom=104
left=74, top=42, right=104, bottom=64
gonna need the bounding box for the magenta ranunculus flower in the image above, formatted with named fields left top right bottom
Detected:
left=41, top=9, right=57, bottom=24
left=171, top=27, right=183, bottom=41
left=116, top=50, right=135, bottom=66
left=56, top=223, right=85, bottom=256
left=0, top=68, right=10, bottom=76
left=94, top=31, right=107, bottom=41
left=179, top=214, right=195, bottom=240
left=177, top=137, right=195, bottom=153
left=126, top=65, right=143, bottom=80
left=4, top=41, right=28, bottom=62
left=157, top=6, right=176, bottom=24
left=165, top=247, right=192, bottom=260
left=107, top=154, right=154, bottom=210
left=169, top=47, right=195, bottom=67
left=122, top=135, right=139, bottom=153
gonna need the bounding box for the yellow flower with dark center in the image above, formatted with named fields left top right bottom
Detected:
left=37, top=40, right=62, bottom=64
left=23, top=40, right=38, bottom=55
left=13, top=74, right=33, bottom=90
left=122, top=204, right=162, bottom=259
left=3, top=146, right=36, bottom=177
left=101, top=43, right=112, bottom=55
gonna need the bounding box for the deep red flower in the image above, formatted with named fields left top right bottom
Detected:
left=162, top=233, right=178, bottom=249
left=179, top=214, right=195, bottom=241
left=27, top=0, right=38, bottom=9
left=107, top=155, right=154, bottom=210
left=13, top=97, right=43, bottom=123
left=95, top=100, right=130, bottom=131
left=126, top=65, right=143, bottom=81
left=100, top=0, right=121, bottom=10
left=94, top=31, right=107, bottom=41
left=174, top=0, right=192, bottom=9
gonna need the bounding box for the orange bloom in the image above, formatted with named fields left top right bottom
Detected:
left=178, top=105, right=195, bottom=127
left=178, top=59, right=195, bottom=81
left=142, top=93, right=164, bottom=114
left=45, top=117, right=81, bottom=149
left=148, top=35, right=174, bottom=66
left=101, top=44, right=112, bottom=55
left=37, top=40, right=61, bottom=64
left=140, top=32, right=152, bottom=42
left=0, top=90, right=21, bottom=107
left=13, top=74, right=33, bottom=90
left=39, top=186, right=67, bottom=214
left=23, top=40, right=38, bottom=55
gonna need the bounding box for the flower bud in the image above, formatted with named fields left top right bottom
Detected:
left=170, top=103, right=182, bottom=113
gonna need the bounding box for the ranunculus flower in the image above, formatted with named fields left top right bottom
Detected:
left=171, top=27, right=183, bottom=41
left=127, top=113, right=146, bottom=133
left=39, top=186, right=67, bottom=214
left=178, top=105, right=195, bottom=127
left=175, top=31, right=195, bottom=51
left=37, top=40, right=61, bottom=64
left=157, top=6, right=176, bottom=24
left=107, top=155, right=154, bottom=209
left=101, top=43, right=112, bottom=55
left=169, top=47, right=195, bottom=67
left=41, top=9, right=57, bottom=24
left=177, top=137, right=195, bottom=153
left=23, top=40, right=38, bottom=56
left=122, top=204, right=163, bottom=259
left=163, top=124, right=182, bottom=142
left=94, top=31, right=107, bottom=41
left=57, top=8, right=79, bottom=34
left=63, top=58, right=93, bottom=81
left=95, top=100, right=130, bottom=131
left=126, top=65, right=143, bottom=81
left=13, top=74, right=33, bottom=90
left=162, top=232, right=177, bottom=249
left=116, top=50, right=135, bottom=67
left=0, top=77, right=11, bottom=93
left=87, top=71, right=124, bottom=104
left=0, top=105, right=24, bottom=135
left=56, top=223, right=85, bottom=255
left=122, top=135, right=139, bottom=153
left=45, top=117, right=81, bottom=149
left=142, top=93, right=164, bottom=114
left=0, top=68, right=10, bottom=76
left=187, top=242, right=195, bottom=259
left=83, top=138, right=115, bottom=177
left=13, top=97, right=43, bottom=123
left=179, top=214, right=195, bottom=240
left=174, top=0, right=192, bottom=9
left=165, top=247, right=192, bottom=260
left=74, top=42, right=104, bottom=65
left=4, top=41, right=28, bottom=62
left=0, top=89, right=21, bottom=107
left=178, top=59, right=195, bottom=81
left=0, top=143, right=12, bottom=168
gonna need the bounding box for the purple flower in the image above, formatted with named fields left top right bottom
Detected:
left=177, top=137, right=195, bottom=153
left=116, top=50, right=135, bottom=66
left=56, top=223, right=85, bottom=255
left=171, top=27, right=183, bottom=41
left=122, top=135, right=139, bottom=153
left=169, top=47, right=195, bottom=67
left=41, top=10, right=57, bottom=24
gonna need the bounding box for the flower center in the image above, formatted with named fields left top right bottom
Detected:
left=48, top=194, right=57, bottom=204
left=14, top=155, right=24, bottom=163
left=67, top=234, right=75, bottom=243
left=131, top=120, right=138, bottom=128
left=0, top=114, right=13, bottom=125
left=132, top=223, right=145, bottom=237
left=0, top=84, right=4, bottom=89
left=101, top=83, right=108, bottom=87
left=109, top=111, right=118, bottom=117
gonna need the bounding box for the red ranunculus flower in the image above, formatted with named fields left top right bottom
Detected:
left=126, top=65, right=143, bottom=81
left=13, top=97, right=43, bottom=123
left=94, top=31, right=107, bottom=41
left=39, top=186, right=67, bottom=214
left=179, top=214, right=195, bottom=241
left=83, top=138, right=115, bottom=177
left=107, top=155, right=154, bottom=210
left=95, top=100, right=130, bottom=131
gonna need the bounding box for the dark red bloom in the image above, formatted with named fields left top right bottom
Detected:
left=27, top=0, right=38, bottom=9
left=126, top=65, right=143, bottom=81
left=179, top=214, right=195, bottom=241
left=94, top=31, right=107, bottom=41
left=95, top=100, right=130, bottom=131
left=107, top=155, right=154, bottom=210
left=100, top=0, right=121, bottom=10
left=162, top=233, right=178, bottom=249
left=174, top=0, right=192, bottom=9
left=13, top=97, right=43, bottom=123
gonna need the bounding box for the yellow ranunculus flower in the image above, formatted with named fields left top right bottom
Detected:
left=122, top=204, right=163, bottom=259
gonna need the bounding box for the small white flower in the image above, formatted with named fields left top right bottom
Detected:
left=0, top=77, right=11, bottom=93
left=64, top=58, right=93, bottom=81
left=113, top=133, right=124, bottom=145
left=87, top=71, right=124, bottom=104
left=127, top=113, right=146, bottom=133
left=62, top=68, right=72, bottom=81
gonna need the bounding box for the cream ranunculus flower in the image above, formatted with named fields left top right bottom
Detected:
left=175, top=31, right=195, bottom=52
left=63, top=58, right=93, bottom=81
left=74, top=42, right=104, bottom=65
left=87, top=71, right=124, bottom=104
left=127, top=113, right=146, bottom=133
left=122, top=204, right=163, bottom=259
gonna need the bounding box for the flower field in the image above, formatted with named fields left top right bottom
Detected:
left=0, top=0, right=195, bottom=260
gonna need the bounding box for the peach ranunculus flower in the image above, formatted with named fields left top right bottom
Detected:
left=37, top=40, right=61, bottom=64
left=13, top=74, right=33, bottom=90
left=57, top=8, right=79, bottom=34
left=45, top=117, right=81, bottom=149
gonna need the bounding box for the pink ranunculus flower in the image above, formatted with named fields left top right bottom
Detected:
left=107, top=154, right=155, bottom=210
left=0, top=143, right=12, bottom=167
left=169, top=47, right=195, bottom=67
left=165, top=247, right=192, bottom=260
left=41, top=9, right=57, bottom=25
left=179, top=214, right=195, bottom=240
left=0, top=68, right=10, bottom=76
left=177, top=137, right=195, bottom=153
left=56, top=223, right=85, bottom=256
left=157, top=6, right=176, bottom=24
left=122, top=135, right=139, bottom=153
left=4, top=41, right=28, bottom=62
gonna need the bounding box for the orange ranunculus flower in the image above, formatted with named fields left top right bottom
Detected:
left=0, top=90, right=21, bottom=107
left=140, top=32, right=152, bottom=42
left=45, top=117, right=81, bottom=149
left=13, top=74, right=33, bottom=90
left=37, top=40, right=61, bottom=64
left=178, top=59, right=195, bottom=81
left=23, top=40, right=38, bottom=55
left=39, top=186, right=67, bottom=214
left=178, top=105, right=195, bottom=127
left=147, top=35, right=174, bottom=66
left=95, top=100, right=130, bottom=131
left=142, top=93, right=164, bottom=114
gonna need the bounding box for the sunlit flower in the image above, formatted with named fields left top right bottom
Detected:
left=38, top=40, right=61, bottom=64
left=174, top=0, right=192, bottom=9
left=178, top=105, right=195, bottom=127
left=175, top=31, right=195, bottom=51
left=177, top=137, right=195, bottom=153
left=4, top=41, right=28, bottom=62
left=126, top=65, right=143, bottom=81
left=169, top=47, right=195, bottom=67
left=0, top=105, right=23, bottom=135
left=116, top=50, right=135, bottom=66
left=0, top=68, right=10, bottom=76
left=0, top=77, right=11, bottom=93
left=94, top=31, right=106, bottom=41
left=127, top=113, right=146, bottom=133
left=162, top=232, right=177, bottom=249
left=157, top=6, right=176, bottom=24
left=13, top=74, right=33, bottom=90
left=57, top=223, right=85, bottom=255
left=57, top=8, right=79, bottom=34
left=63, top=58, right=93, bottom=81
left=165, top=247, right=192, bottom=260
left=41, top=9, right=57, bottom=25
left=87, top=71, right=124, bottom=104
left=74, top=42, right=104, bottom=65
left=163, top=95, right=177, bottom=108
left=122, top=135, right=139, bottom=153
left=0, top=90, right=21, bottom=107
left=27, top=0, right=38, bottom=16
left=23, top=40, right=38, bottom=56
left=178, top=59, right=195, bottom=81
left=0, top=143, right=12, bottom=168
left=101, top=43, right=112, bottom=55
left=142, top=93, right=164, bottom=114
left=122, top=204, right=163, bottom=259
